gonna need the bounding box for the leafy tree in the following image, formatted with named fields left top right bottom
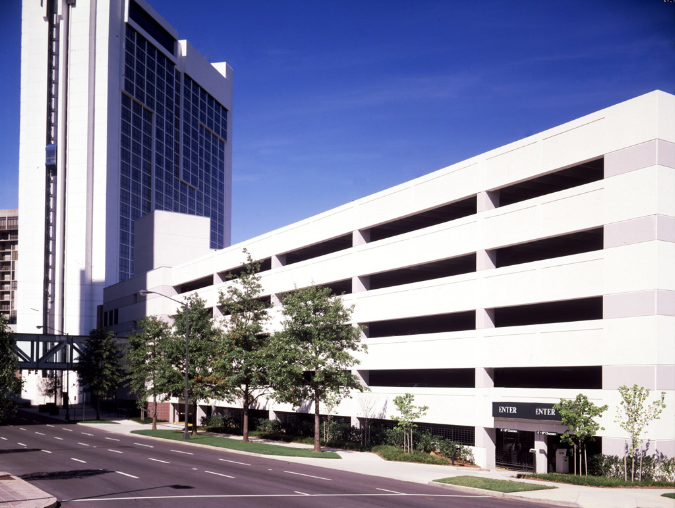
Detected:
left=210, top=250, right=272, bottom=442
left=392, top=393, right=429, bottom=453
left=164, top=294, right=218, bottom=435
left=125, top=316, right=173, bottom=430
left=38, top=371, right=61, bottom=404
left=77, top=328, right=123, bottom=420
left=273, top=284, right=367, bottom=452
left=615, top=384, right=667, bottom=481
left=554, top=394, right=608, bottom=476
left=0, top=315, right=22, bottom=423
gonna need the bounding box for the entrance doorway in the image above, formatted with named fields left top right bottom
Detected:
left=496, top=429, right=534, bottom=471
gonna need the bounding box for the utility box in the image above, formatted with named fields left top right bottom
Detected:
left=556, top=449, right=569, bottom=474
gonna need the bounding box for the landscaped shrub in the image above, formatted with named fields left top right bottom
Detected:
left=202, top=414, right=241, bottom=433
left=586, top=453, right=675, bottom=482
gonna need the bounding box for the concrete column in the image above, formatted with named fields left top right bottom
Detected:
left=475, top=367, right=494, bottom=388
left=535, top=433, right=548, bottom=474
left=272, top=254, right=286, bottom=269
left=353, top=275, right=370, bottom=293
left=476, top=250, right=496, bottom=271
left=477, top=190, right=499, bottom=212
left=476, top=427, right=496, bottom=470
left=353, top=229, right=370, bottom=246
left=476, top=308, right=495, bottom=329
left=271, top=293, right=283, bottom=307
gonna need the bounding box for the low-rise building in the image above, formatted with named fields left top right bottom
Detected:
left=104, top=90, right=675, bottom=471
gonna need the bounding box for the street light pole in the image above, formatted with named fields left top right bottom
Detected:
left=139, top=289, right=190, bottom=440
left=36, top=325, right=70, bottom=422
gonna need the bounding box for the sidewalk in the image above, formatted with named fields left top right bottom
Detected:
left=0, top=472, right=57, bottom=508
left=12, top=408, right=675, bottom=508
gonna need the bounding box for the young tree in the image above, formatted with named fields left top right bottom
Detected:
left=273, top=285, right=367, bottom=453
left=210, top=250, right=272, bottom=442
left=38, top=371, right=61, bottom=404
left=0, top=315, right=22, bottom=423
left=392, top=393, right=429, bottom=454
left=554, top=394, right=608, bottom=476
left=125, top=316, right=173, bottom=430
left=615, top=384, right=667, bottom=481
left=77, top=328, right=123, bottom=420
left=164, top=294, right=218, bottom=435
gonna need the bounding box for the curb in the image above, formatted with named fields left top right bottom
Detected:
left=0, top=472, right=59, bottom=508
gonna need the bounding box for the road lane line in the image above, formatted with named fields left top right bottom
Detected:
left=41, top=450, right=52, bottom=453
left=134, top=443, right=153, bottom=448
left=204, top=471, right=235, bottom=478
left=115, top=471, right=139, bottom=479
left=54, top=437, right=63, bottom=440
left=46, top=424, right=54, bottom=427
left=63, top=428, right=73, bottom=432
left=35, top=432, right=45, bottom=435
left=170, top=449, right=193, bottom=455
left=77, top=442, right=89, bottom=446
left=294, top=491, right=310, bottom=496
left=19, top=428, right=26, bottom=431
left=105, top=437, right=120, bottom=441
left=71, top=458, right=87, bottom=463
left=219, top=459, right=250, bottom=466
left=108, top=449, right=123, bottom=454
left=82, top=432, right=94, bottom=436
left=17, top=443, right=27, bottom=447
left=148, top=458, right=170, bottom=464
left=0, top=437, right=6, bottom=440
left=64, top=493, right=491, bottom=501
left=284, top=471, right=331, bottom=481
left=377, top=488, right=404, bottom=494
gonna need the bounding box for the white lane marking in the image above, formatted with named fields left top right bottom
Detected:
left=148, top=458, right=170, bottom=464
left=105, top=437, right=120, bottom=441
left=41, top=450, right=52, bottom=454
left=71, top=458, right=87, bottom=463
left=204, top=471, right=234, bottom=479
left=77, top=442, right=89, bottom=446
left=35, top=432, right=45, bottom=435
left=134, top=443, right=153, bottom=448
left=64, top=493, right=491, bottom=501
left=81, top=432, right=93, bottom=436
left=219, top=458, right=250, bottom=466
left=284, top=471, right=331, bottom=481
left=170, top=449, right=193, bottom=455
left=108, top=449, right=123, bottom=454
left=0, top=437, right=6, bottom=440
left=19, top=428, right=26, bottom=431
left=17, top=443, right=27, bottom=447
left=46, top=424, right=54, bottom=428
left=294, top=491, right=310, bottom=496
left=63, top=428, right=73, bottom=432
left=115, top=471, right=139, bottom=479
left=54, top=437, right=64, bottom=440
left=377, top=488, right=404, bottom=494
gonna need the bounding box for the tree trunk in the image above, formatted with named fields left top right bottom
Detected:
left=573, top=445, right=577, bottom=475
left=96, top=396, right=101, bottom=421
left=243, top=402, right=249, bottom=443
left=584, top=446, right=588, bottom=476
left=624, top=454, right=627, bottom=482
left=192, top=400, right=197, bottom=435
left=631, top=450, right=635, bottom=482
left=314, top=393, right=321, bottom=453
left=151, top=394, right=157, bottom=431
left=639, top=452, right=643, bottom=482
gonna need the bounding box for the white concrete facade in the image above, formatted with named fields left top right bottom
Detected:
left=105, top=91, right=675, bottom=470
left=16, top=0, right=232, bottom=337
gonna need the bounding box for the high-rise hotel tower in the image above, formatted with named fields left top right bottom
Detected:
left=17, top=0, right=232, bottom=335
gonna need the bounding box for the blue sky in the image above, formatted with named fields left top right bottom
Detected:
left=0, top=0, right=673, bottom=244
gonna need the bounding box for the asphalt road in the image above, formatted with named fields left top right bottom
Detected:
left=1, top=412, right=551, bottom=507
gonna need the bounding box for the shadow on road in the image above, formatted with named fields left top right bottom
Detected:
left=64, top=484, right=195, bottom=502
left=0, top=448, right=42, bottom=454
left=21, top=469, right=112, bottom=481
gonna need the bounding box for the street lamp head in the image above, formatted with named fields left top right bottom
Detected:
left=138, top=290, right=150, bottom=296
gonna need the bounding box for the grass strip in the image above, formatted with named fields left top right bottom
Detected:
left=434, top=476, right=557, bottom=493
left=662, top=493, right=675, bottom=499
left=520, top=473, right=675, bottom=489
left=371, top=445, right=450, bottom=465
left=132, top=429, right=340, bottom=459
left=78, top=420, right=120, bottom=424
